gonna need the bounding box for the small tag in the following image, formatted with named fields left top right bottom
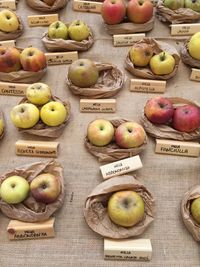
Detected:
left=0, top=40, right=16, bottom=48
left=100, top=155, right=143, bottom=180
left=7, top=218, right=55, bottom=240
left=130, top=79, right=166, bottom=93
left=171, top=23, right=200, bottom=36
left=45, top=51, right=78, bottom=65
left=113, top=33, right=145, bottom=47
left=15, top=140, right=59, bottom=158
left=190, top=68, right=200, bottom=82
left=73, top=0, right=102, bottom=13
left=155, top=139, right=200, bottom=157
left=0, top=0, right=16, bottom=10
left=28, top=14, right=59, bottom=27
left=80, top=99, right=116, bottom=113
left=104, top=238, right=152, bottom=261
left=0, top=82, right=29, bottom=96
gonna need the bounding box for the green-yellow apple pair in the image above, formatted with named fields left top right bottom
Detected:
left=0, top=9, right=19, bottom=33
left=163, top=0, right=200, bottom=12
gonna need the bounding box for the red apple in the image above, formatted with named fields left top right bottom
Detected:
left=127, top=0, right=154, bottom=24
left=144, top=97, right=174, bottom=124
left=0, top=46, right=21, bottom=73
left=20, top=47, right=47, bottom=72
left=101, top=0, right=126, bottom=25
left=172, top=105, right=200, bottom=133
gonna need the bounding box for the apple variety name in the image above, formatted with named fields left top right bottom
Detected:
left=144, top=96, right=200, bottom=133
left=163, top=0, right=200, bottom=12
left=0, top=9, right=19, bottom=33
left=87, top=119, right=146, bottom=148
left=101, top=0, right=154, bottom=25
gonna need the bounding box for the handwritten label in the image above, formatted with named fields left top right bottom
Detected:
left=171, top=23, right=200, bottom=36
left=0, top=0, right=16, bottom=10
left=73, top=0, right=102, bottom=13
left=80, top=99, right=116, bottom=113
left=0, top=40, right=16, bottom=48
left=190, top=68, right=200, bottom=82
left=0, top=82, right=29, bottom=96
left=113, top=33, right=145, bottom=47
left=155, top=139, right=200, bottom=157
left=130, top=79, right=166, bottom=93
left=45, top=51, right=78, bottom=65
left=28, top=14, right=59, bottom=27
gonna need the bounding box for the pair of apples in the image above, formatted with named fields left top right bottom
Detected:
left=87, top=119, right=146, bottom=148
left=163, top=0, right=200, bottom=12
left=0, top=9, right=19, bottom=33
left=144, top=96, right=200, bottom=133
left=0, top=173, right=61, bottom=205
left=10, top=83, right=67, bottom=129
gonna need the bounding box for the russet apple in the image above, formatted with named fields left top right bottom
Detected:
left=40, top=101, right=67, bottom=126
left=20, top=47, right=46, bottom=72
left=48, top=21, right=68, bottom=40
left=68, top=59, right=99, bottom=88
left=30, top=173, right=61, bottom=204
left=0, top=47, right=21, bottom=73
left=144, top=96, right=174, bottom=124
left=101, top=0, right=126, bottom=25
left=191, top=197, right=200, bottom=224
left=108, top=190, right=145, bottom=227
left=188, top=32, right=200, bottom=60
left=0, top=176, right=29, bottom=204
left=10, top=103, right=40, bottom=129
left=87, top=119, right=114, bottom=146
left=0, top=118, right=4, bottom=136
left=115, top=122, right=146, bottom=148
left=0, top=9, right=19, bottom=33
left=172, top=104, right=200, bottom=132
left=149, top=51, right=175, bottom=75
left=185, top=0, right=200, bottom=12
left=127, top=0, right=154, bottom=24
left=129, top=43, right=153, bottom=67
left=163, top=0, right=184, bottom=10
left=68, top=20, right=90, bottom=42
left=26, top=83, right=52, bottom=105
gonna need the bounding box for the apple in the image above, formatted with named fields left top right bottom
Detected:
left=0, top=176, right=29, bottom=204
left=30, top=173, right=61, bottom=204
left=68, top=59, right=99, bottom=88
left=108, top=190, right=145, bottom=227
left=0, top=118, right=4, bottom=136
left=115, top=122, right=146, bottom=148
left=188, top=32, right=200, bottom=60
left=144, top=96, right=174, bottom=124
left=101, top=0, right=126, bottom=25
left=191, top=197, right=200, bottom=224
left=68, top=20, right=90, bottom=41
left=40, top=101, right=67, bottom=126
left=163, top=0, right=184, bottom=10
left=185, top=0, right=200, bottom=12
left=20, top=47, right=46, bottom=72
left=0, top=9, right=19, bottom=33
left=10, top=103, right=40, bottom=129
left=48, top=21, right=68, bottom=40
left=129, top=43, right=153, bottom=67
left=172, top=105, right=200, bottom=132
left=149, top=51, right=175, bottom=75
left=42, top=0, right=56, bottom=6
left=0, top=47, right=21, bottom=73
left=87, top=119, right=114, bottom=146
left=127, top=0, right=154, bottom=24
left=26, top=83, right=52, bottom=105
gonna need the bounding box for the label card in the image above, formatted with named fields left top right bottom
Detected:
left=7, top=218, right=55, bottom=240
left=73, top=0, right=102, bottom=13
left=171, top=23, right=200, bottom=36
left=15, top=140, right=59, bottom=158
left=104, top=238, right=152, bottom=261
left=80, top=99, right=116, bottom=113
left=190, top=68, right=200, bottom=82
left=113, top=33, right=145, bottom=47
left=130, top=79, right=166, bottom=93
left=0, top=40, right=16, bottom=48
left=45, top=51, right=78, bottom=65
left=0, top=0, right=16, bottom=10
left=100, top=155, right=143, bottom=180
left=0, top=82, right=29, bottom=96
left=28, top=14, right=59, bottom=27
left=155, top=139, right=200, bottom=157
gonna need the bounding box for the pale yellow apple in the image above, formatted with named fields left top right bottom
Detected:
left=0, top=118, right=4, bottom=136
left=0, top=9, right=19, bottom=33
left=150, top=51, right=175, bottom=75
left=40, top=101, right=67, bottom=126
left=26, top=83, right=52, bottom=105
left=188, top=32, right=200, bottom=60
left=10, top=103, right=40, bottom=129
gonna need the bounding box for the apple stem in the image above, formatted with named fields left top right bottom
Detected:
left=160, top=52, right=166, bottom=61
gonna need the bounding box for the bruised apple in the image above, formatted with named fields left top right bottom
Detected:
left=101, top=0, right=126, bottom=25
left=48, top=21, right=68, bottom=39
left=129, top=43, right=153, bottom=67
left=127, top=0, right=154, bottom=24
left=0, top=47, right=21, bottom=73
left=26, top=83, right=52, bottom=105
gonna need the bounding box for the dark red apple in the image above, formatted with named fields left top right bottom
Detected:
left=101, top=0, right=126, bottom=25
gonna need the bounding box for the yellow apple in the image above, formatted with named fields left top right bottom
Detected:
left=191, top=197, right=200, bottom=224
left=129, top=43, right=153, bottom=67
left=26, top=83, right=52, bottom=105
left=0, top=9, right=19, bottom=33
left=188, top=32, right=200, bottom=60
left=0, top=118, right=4, bottom=136
left=149, top=51, right=175, bottom=75
left=40, top=101, right=67, bottom=126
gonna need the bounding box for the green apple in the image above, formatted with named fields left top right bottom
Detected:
left=40, top=101, right=67, bottom=126
left=0, top=176, right=29, bottom=204
left=163, top=0, right=184, bottom=10
left=185, top=0, right=200, bottom=12
left=149, top=51, right=175, bottom=75
left=10, top=103, right=40, bottom=129
left=108, top=190, right=145, bottom=227
left=188, top=32, right=200, bottom=60
left=68, top=20, right=90, bottom=42
left=191, top=197, right=200, bottom=224
left=129, top=43, right=153, bottom=67
left=0, top=118, right=4, bottom=136
left=48, top=21, right=68, bottom=39
left=0, top=9, right=19, bottom=33
left=26, top=83, right=52, bottom=105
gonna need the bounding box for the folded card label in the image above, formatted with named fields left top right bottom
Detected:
left=130, top=79, right=166, bottom=93
left=0, top=40, right=16, bottom=48
left=113, top=33, right=145, bottom=47
left=73, top=0, right=102, bottom=13
left=80, top=99, right=116, bottom=113
left=104, top=238, right=152, bottom=261
left=190, top=68, right=200, bottom=82
left=0, top=0, right=16, bottom=10
left=7, top=218, right=55, bottom=240
left=45, top=52, right=78, bottom=65
left=100, top=155, right=143, bottom=180
left=171, top=23, right=200, bottom=35
left=155, top=139, right=200, bottom=157
left=0, top=82, right=29, bottom=96
left=28, top=14, right=59, bottom=27
left=15, top=140, right=59, bottom=158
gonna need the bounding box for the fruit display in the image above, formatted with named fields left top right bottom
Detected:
left=85, top=118, right=147, bottom=162
left=26, top=0, right=68, bottom=12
